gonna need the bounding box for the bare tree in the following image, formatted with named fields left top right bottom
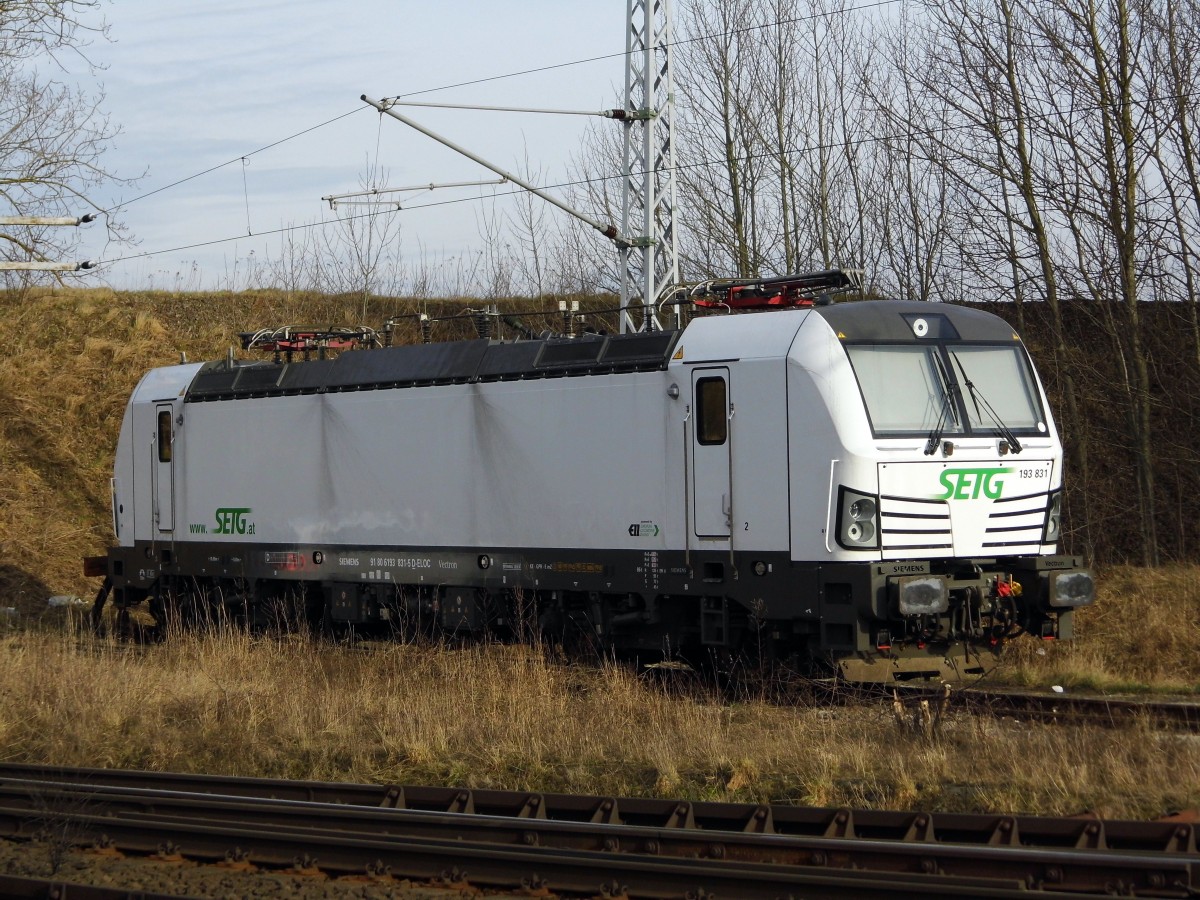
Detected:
left=864, top=8, right=958, bottom=302
left=670, top=0, right=890, bottom=287
left=675, top=0, right=761, bottom=277
left=266, top=223, right=320, bottom=314
left=560, top=118, right=625, bottom=295
left=0, top=1, right=129, bottom=284
left=1023, top=0, right=1158, bottom=564
left=475, top=192, right=515, bottom=301
left=1143, top=0, right=1200, bottom=366
left=316, top=168, right=404, bottom=317
left=506, top=146, right=552, bottom=296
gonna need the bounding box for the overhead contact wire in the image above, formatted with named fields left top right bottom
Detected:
left=101, top=106, right=367, bottom=215
left=97, top=0, right=903, bottom=220
left=104, top=78, right=1185, bottom=269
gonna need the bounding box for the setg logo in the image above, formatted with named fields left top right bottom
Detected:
left=213, top=507, right=254, bottom=535
left=934, top=467, right=1013, bottom=501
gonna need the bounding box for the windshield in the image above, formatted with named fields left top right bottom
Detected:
left=948, top=346, right=1043, bottom=432
left=845, top=345, right=961, bottom=435
left=846, top=343, right=1045, bottom=437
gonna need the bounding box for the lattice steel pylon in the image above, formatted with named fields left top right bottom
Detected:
left=619, top=0, right=680, bottom=333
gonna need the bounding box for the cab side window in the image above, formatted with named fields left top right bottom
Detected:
left=157, top=410, right=173, bottom=462
left=695, top=377, right=728, bottom=445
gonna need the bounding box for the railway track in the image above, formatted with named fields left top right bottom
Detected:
left=885, top=683, right=1200, bottom=731
left=0, top=764, right=1195, bottom=898
left=637, top=654, right=1200, bottom=732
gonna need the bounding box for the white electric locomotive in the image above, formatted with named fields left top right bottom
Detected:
left=92, top=272, right=1093, bottom=681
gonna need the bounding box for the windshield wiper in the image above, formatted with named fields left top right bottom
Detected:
left=949, top=352, right=1023, bottom=454
left=924, top=353, right=959, bottom=455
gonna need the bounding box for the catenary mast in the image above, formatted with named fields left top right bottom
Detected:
left=619, top=0, right=680, bottom=333
left=364, top=3, right=681, bottom=333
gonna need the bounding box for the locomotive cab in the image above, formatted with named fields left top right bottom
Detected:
left=785, top=301, right=1092, bottom=680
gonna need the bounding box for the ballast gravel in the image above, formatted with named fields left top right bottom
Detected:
left=0, top=836, right=518, bottom=898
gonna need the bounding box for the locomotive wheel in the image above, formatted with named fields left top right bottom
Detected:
left=89, top=577, right=112, bottom=637
left=115, top=607, right=131, bottom=642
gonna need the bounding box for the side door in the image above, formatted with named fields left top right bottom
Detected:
left=152, top=403, right=175, bottom=533
left=690, top=367, right=732, bottom=539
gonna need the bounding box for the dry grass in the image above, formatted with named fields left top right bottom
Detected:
left=0, top=619, right=1196, bottom=820
left=994, top=565, right=1200, bottom=693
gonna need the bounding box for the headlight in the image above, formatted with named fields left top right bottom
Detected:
left=837, top=487, right=880, bottom=549
left=1049, top=571, right=1095, bottom=608
left=849, top=497, right=876, bottom=521
left=1042, top=490, right=1062, bottom=544
left=894, top=575, right=948, bottom=615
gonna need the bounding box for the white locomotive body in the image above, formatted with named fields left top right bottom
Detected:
left=100, top=295, right=1092, bottom=681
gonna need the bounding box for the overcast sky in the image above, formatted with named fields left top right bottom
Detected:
left=75, top=2, right=624, bottom=289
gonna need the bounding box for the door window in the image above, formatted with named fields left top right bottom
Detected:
left=157, top=410, right=173, bottom=462
left=695, top=377, right=728, bottom=445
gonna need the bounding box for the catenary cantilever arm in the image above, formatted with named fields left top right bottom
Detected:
left=362, top=94, right=624, bottom=246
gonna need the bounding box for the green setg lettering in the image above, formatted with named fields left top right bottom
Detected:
left=213, top=507, right=253, bottom=535
left=935, top=468, right=1013, bottom=501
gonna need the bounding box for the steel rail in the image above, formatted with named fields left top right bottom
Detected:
left=1, top=802, right=1097, bottom=900
left=3, top=763, right=1195, bottom=850
left=1, top=763, right=1195, bottom=855
left=4, top=778, right=1194, bottom=882
left=640, top=665, right=1200, bottom=733
left=0, top=767, right=1195, bottom=897
left=891, top=685, right=1200, bottom=730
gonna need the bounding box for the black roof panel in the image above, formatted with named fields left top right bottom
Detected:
left=324, top=342, right=489, bottom=389
left=185, top=331, right=680, bottom=403
left=814, top=300, right=1022, bottom=343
